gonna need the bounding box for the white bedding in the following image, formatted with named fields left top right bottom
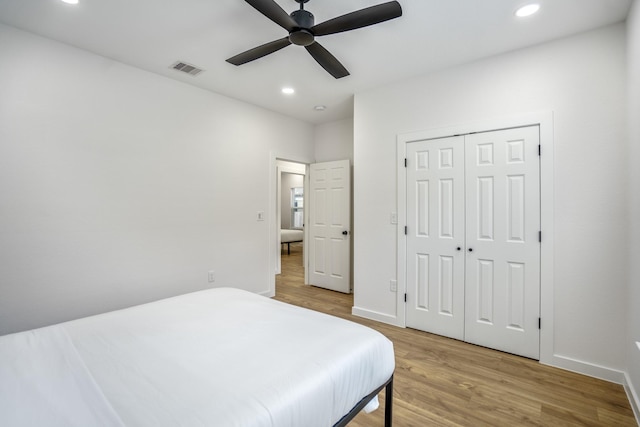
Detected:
left=0, top=288, right=394, bottom=427
left=0, top=327, right=124, bottom=427
left=281, top=229, right=303, bottom=243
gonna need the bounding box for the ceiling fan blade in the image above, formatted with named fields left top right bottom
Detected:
left=305, top=42, right=350, bottom=79
left=311, top=1, right=402, bottom=37
left=226, top=37, right=292, bottom=65
left=245, top=0, right=297, bottom=32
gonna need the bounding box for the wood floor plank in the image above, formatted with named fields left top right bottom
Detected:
left=275, top=244, right=637, bottom=426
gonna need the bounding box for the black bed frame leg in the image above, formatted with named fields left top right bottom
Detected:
left=385, top=375, right=393, bottom=427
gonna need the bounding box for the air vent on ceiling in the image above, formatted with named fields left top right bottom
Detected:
left=170, top=61, right=204, bottom=76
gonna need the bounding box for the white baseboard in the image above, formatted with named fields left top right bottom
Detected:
left=624, top=372, right=640, bottom=425
left=540, top=353, right=626, bottom=384
left=352, top=306, right=403, bottom=327
left=258, top=288, right=274, bottom=298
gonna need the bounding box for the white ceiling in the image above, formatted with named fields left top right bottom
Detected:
left=0, top=0, right=632, bottom=124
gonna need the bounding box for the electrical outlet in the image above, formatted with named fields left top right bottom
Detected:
left=390, top=212, right=398, bottom=224
left=208, top=270, right=215, bottom=283
left=390, top=280, right=397, bottom=292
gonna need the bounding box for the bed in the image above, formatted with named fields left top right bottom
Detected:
left=281, top=228, right=304, bottom=254
left=0, top=287, right=395, bottom=427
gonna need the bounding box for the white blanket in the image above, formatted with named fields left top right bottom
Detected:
left=0, top=326, right=124, bottom=427
left=0, top=288, right=394, bottom=427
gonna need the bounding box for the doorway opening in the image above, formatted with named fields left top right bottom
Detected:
left=275, top=160, right=307, bottom=294
left=280, top=172, right=305, bottom=274
left=271, top=158, right=353, bottom=297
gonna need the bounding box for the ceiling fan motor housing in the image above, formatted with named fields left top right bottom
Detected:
left=289, top=10, right=315, bottom=46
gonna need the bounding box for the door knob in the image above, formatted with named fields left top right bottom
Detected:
left=468, top=248, right=473, bottom=252
left=342, top=231, right=349, bottom=235
left=456, top=247, right=461, bottom=251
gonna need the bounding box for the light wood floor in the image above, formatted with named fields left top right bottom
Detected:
left=275, top=243, right=637, bottom=426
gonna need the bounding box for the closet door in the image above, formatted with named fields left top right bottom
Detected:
left=406, top=136, right=466, bottom=339
left=464, top=126, right=540, bottom=359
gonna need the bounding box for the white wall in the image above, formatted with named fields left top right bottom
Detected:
left=353, top=24, right=628, bottom=378
left=314, top=118, right=354, bottom=163
left=626, top=0, right=640, bottom=417
left=0, top=24, right=315, bottom=335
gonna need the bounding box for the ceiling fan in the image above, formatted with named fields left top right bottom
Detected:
left=226, top=0, right=403, bottom=79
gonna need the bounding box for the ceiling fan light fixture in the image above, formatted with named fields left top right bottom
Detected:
left=289, top=29, right=315, bottom=46
left=60, top=0, right=79, bottom=4
left=282, top=87, right=295, bottom=95
left=515, top=4, right=540, bottom=18
left=314, top=105, right=326, bottom=111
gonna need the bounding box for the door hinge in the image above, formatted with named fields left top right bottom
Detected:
left=404, top=158, right=407, bottom=168
left=539, top=231, right=542, bottom=242
left=538, top=318, right=541, bottom=329
left=538, top=145, right=541, bottom=156
left=404, top=293, right=407, bottom=303
left=404, top=226, right=408, bottom=235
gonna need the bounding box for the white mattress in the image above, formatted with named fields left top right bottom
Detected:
left=0, top=288, right=394, bottom=427
left=281, top=229, right=303, bottom=243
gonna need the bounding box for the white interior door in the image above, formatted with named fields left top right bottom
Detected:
left=406, top=136, right=466, bottom=339
left=405, top=126, right=541, bottom=359
left=308, top=160, right=351, bottom=293
left=464, top=126, right=540, bottom=359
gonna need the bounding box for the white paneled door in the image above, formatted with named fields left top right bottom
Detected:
left=406, top=136, right=466, bottom=340
left=406, top=126, right=541, bottom=359
left=464, top=127, right=540, bottom=359
left=308, top=160, right=351, bottom=293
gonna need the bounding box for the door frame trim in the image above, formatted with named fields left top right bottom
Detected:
left=396, top=111, right=554, bottom=365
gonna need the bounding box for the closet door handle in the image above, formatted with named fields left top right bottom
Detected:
left=468, top=248, right=473, bottom=252
left=456, top=247, right=462, bottom=251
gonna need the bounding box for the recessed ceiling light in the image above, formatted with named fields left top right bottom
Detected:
left=281, top=87, right=295, bottom=95
left=61, top=0, right=79, bottom=4
left=314, top=105, right=326, bottom=111
left=515, top=4, right=540, bottom=17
